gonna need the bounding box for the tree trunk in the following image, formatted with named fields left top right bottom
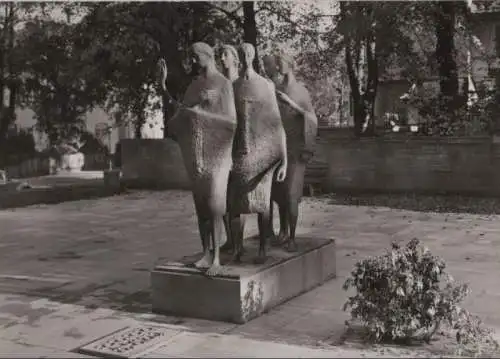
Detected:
left=133, top=107, right=146, bottom=140
left=345, top=40, right=367, bottom=137
left=435, top=1, right=459, bottom=115
left=134, top=116, right=144, bottom=139
left=134, top=91, right=150, bottom=139
left=160, top=43, right=184, bottom=139
left=0, top=3, right=13, bottom=144
left=364, top=29, right=378, bottom=136
left=343, top=30, right=378, bottom=135
left=191, top=2, right=205, bottom=43
left=243, top=1, right=260, bottom=73
left=5, top=2, right=17, bottom=138
left=345, top=41, right=379, bottom=137
left=6, top=82, right=17, bottom=131
left=352, top=102, right=366, bottom=136
left=0, top=58, right=4, bottom=144
left=342, top=2, right=365, bottom=137
left=158, top=26, right=186, bottom=138
left=47, top=118, right=60, bottom=147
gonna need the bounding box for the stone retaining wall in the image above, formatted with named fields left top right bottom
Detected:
left=322, top=133, right=500, bottom=196
left=121, top=134, right=500, bottom=196
left=120, top=139, right=190, bottom=190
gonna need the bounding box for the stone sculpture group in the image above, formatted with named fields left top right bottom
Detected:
left=158, top=42, right=318, bottom=276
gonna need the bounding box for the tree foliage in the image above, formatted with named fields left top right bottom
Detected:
left=332, top=2, right=434, bottom=136
left=0, top=2, right=44, bottom=143
left=0, top=2, right=90, bottom=150
left=0, top=0, right=489, bottom=145
left=76, top=2, right=241, bottom=137
left=318, top=1, right=476, bottom=136
left=20, top=18, right=105, bottom=145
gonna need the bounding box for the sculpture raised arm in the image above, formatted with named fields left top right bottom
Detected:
left=157, top=58, right=168, bottom=93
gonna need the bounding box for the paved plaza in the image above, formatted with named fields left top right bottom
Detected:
left=0, top=190, right=499, bottom=357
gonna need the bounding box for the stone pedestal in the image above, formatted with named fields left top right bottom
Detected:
left=151, top=237, right=336, bottom=324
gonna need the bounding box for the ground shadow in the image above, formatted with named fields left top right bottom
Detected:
left=0, top=277, right=152, bottom=314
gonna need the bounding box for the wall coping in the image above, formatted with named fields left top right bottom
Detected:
left=333, top=137, right=492, bottom=144
left=318, top=131, right=493, bottom=145
left=121, top=138, right=170, bottom=143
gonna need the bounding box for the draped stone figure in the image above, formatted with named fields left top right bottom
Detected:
left=160, top=42, right=237, bottom=276
left=219, top=44, right=248, bottom=255
left=220, top=45, right=240, bottom=83
left=262, top=53, right=282, bottom=85
left=227, top=43, right=287, bottom=264
left=268, top=51, right=319, bottom=252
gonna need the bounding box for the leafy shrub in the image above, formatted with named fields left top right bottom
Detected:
left=342, top=238, right=498, bottom=356
left=421, top=97, right=492, bottom=137
left=402, top=81, right=494, bottom=136
left=454, top=310, right=499, bottom=357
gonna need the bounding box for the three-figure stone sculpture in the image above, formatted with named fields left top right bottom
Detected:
left=159, top=42, right=237, bottom=276
left=151, top=44, right=332, bottom=327
left=157, top=42, right=315, bottom=275
left=265, top=51, right=318, bottom=252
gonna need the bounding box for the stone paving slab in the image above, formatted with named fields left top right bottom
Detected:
left=0, top=293, right=439, bottom=358
left=0, top=294, right=450, bottom=359
left=124, top=330, right=443, bottom=358
left=1, top=190, right=500, bottom=356
left=0, top=297, right=136, bottom=352
left=0, top=337, right=95, bottom=358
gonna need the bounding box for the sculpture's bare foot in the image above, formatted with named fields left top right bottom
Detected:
left=270, top=233, right=281, bottom=247
left=205, top=264, right=223, bottom=277
left=194, top=253, right=213, bottom=269
left=253, top=254, right=267, bottom=265
left=273, top=232, right=288, bottom=246
left=286, top=240, right=298, bottom=253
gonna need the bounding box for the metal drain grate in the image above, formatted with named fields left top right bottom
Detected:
left=75, top=324, right=182, bottom=358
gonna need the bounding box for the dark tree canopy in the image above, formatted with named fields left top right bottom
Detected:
left=0, top=0, right=486, bottom=145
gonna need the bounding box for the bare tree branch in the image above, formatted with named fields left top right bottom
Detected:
left=207, top=3, right=243, bottom=27
left=257, top=2, right=329, bottom=36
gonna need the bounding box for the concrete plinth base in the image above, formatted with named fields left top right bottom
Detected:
left=151, top=237, right=336, bottom=324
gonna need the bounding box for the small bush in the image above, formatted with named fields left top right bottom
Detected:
left=342, top=238, right=498, bottom=356
left=403, top=82, right=493, bottom=136
left=454, top=310, right=499, bottom=357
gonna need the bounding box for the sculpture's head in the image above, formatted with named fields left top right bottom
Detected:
left=276, top=51, right=294, bottom=75
left=191, top=42, right=215, bottom=70
left=221, top=44, right=239, bottom=71
left=240, top=43, right=255, bottom=68
left=262, top=54, right=278, bottom=79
